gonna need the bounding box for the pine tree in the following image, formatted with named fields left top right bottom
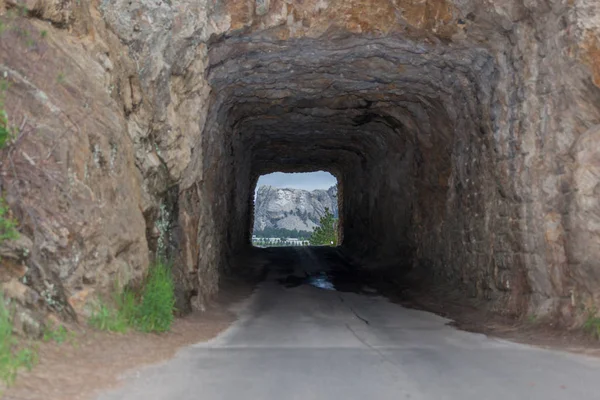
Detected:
left=309, top=208, right=338, bottom=246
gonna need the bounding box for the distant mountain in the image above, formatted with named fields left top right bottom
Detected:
left=253, top=185, right=338, bottom=234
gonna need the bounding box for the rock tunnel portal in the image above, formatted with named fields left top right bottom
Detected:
left=178, top=32, right=558, bottom=321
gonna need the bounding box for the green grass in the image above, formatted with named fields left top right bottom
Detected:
left=135, top=261, right=175, bottom=333
left=115, top=287, right=138, bottom=325
left=0, top=87, right=18, bottom=251
left=88, top=281, right=139, bottom=333
left=0, top=109, right=10, bottom=148
left=0, top=80, right=14, bottom=149
left=584, top=316, right=600, bottom=340
left=0, top=294, right=37, bottom=387
left=0, top=200, right=19, bottom=243
left=0, top=85, right=30, bottom=389
left=42, top=323, right=72, bottom=344
left=88, top=261, right=176, bottom=334
left=88, top=302, right=129, bottom=333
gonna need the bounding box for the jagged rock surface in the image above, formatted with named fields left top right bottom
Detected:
left=1, top=0, right=600, bottom=331
left=253, top=185, right=338, bottom=233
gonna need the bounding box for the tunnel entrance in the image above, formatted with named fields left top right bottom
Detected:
left=174, top=23, right=600, bottom=324
left=251, top=171, right=339, bottom=248
left=184, top=33, right=474, bottom=312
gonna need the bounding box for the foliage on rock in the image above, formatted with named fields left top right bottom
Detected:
left=0, top=80, right=19, bottom=247
left=0, top=200, right=18, bottom=243
left=0, top=294, right=37, bottom=388
left=42, top=323, right=71, bottom=345
left=0, top=79, right=14, bottom=149
left=88, top=301, right=130, bottom=333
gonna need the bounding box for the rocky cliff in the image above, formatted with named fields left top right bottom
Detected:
left=253, top=186, right=338, bottom=233
left=1, top=0, right=600, bottom=335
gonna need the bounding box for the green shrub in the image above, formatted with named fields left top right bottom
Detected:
left=88, top=261, right=175, bottom=334
left=135, top=261, right=175, bottom=333
left=0, top=294, right=37, bottom=387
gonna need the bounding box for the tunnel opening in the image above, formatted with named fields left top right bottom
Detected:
left=251, top=171, right=340, bottom=248
left=181, top=31, right=501, bottom=315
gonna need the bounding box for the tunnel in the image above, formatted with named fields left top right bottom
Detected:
left=174, top=31, right=530, bottom=319
left=152, top=7, right=600, bottom=326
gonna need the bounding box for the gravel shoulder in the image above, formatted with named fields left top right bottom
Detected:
left=2, top=280, right=254, bottom=400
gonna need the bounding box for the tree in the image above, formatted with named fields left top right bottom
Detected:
left=309, top=208, right=338, bottom=246
left=254, top=227, right=311, bottom=240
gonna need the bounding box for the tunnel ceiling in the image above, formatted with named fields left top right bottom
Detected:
left=206, top=32, right=497, bottom=174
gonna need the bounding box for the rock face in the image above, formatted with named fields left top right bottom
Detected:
left=1, top=0, right=600, bottom=331
left=253, top=185, right=338, bottom=233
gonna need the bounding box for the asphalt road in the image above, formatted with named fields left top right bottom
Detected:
left=98, top=248, right=600, bottom=400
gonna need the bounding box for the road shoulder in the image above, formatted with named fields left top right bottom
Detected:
left=3, top=279, right=254, bottom=400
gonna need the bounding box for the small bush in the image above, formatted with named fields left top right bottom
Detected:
left=135, top=261, right=175, bottom=333
left=88, top=261, right=175, bottom=334
left=0, top=294, right=37, bottom=387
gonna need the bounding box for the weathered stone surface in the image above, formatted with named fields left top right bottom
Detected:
left=0, top=9, right=149, bottom=320
left=0, top=235, right=31, bottom=282
left=0, top=0, right=599, bottom=328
